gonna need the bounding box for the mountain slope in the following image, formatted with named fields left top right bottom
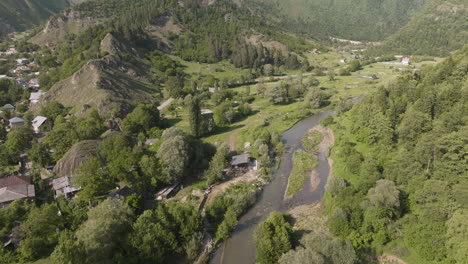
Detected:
left=0, top=0, right=84, bottom=36
left=368, top=0, right=468, bottom=56
left=246, top=0, right=431, bottom=41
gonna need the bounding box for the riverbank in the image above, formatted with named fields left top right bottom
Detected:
left=210, top=110, right=335, bottom=264
left=284, top=125, right=335, bottom=201
left=286, top=125, right=335, bottom=233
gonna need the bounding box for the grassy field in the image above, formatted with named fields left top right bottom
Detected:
left=163, top=50, right=409, bottom=152
left=285, top=150, right=318, bottom=196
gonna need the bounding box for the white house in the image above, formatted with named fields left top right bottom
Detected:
left=16, top=58, right=29, bottom=65
left=402, top=56, right=411, bottom=65
left=29, top=91, right=45, bottom=104
left=31, top=116, right=47, bottom=133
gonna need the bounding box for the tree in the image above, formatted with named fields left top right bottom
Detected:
left=326, top=175, right=346, bottom=196
left=214, top=102, right=236, bottom=126
left=279, top=247, right=325, bottom=264
left=122, top=104, right=160, bottom=136
left=363, top=179, right=400, bottom=213
left=157, top=135, right=190, bottom=183
left=254, top=212, right=293, bottom=264
left=51, top=230, right=87, bottom=264
left=263, top=64, right=273, bottom=76
left=446, top=210, right=468, bottom=264
left=76, top=199, right=133, bottom=264
left=5, top=127, right=34, bottom=153
left=40, top=101, right=67, bottom=121
left=18, top=204, right=65, bottom=261
left=205, top=143, right=229, bottom=184
left=186, top=95, right=202, bottom=138
left=397, top=107, right=431, bottom=142
left=264, top=84, right=288, bottom=104
left=129, top=203, right=202, bottom=263
left=28, top=142, right=52, bottom=167
left=73, top=157, right=115, bottom=203
left=347, top=60, right=361, bottom=72
left=304, top=86, right=323, bottom=109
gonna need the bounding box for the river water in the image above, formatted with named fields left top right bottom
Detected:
left=211, top=109, right=334, bottom=264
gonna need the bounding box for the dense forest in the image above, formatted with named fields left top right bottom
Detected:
left=367, top=0, right=468, bottom=56
left=325, top=46, right=468, bottom=262
left=247, top=0, right=430, bottom=41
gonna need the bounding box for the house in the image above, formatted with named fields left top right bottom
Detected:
left=52, top=176, right=80, bottom=199
left=28, top=79, right=40, bottom=89
left=2, top=104, right=15, bottom=111
left=9, top=117, right=24, bottom=129
left=31, top=116, right=47, bottom=133
left=231, top=153, right=250, bottom=168
left=369, top=74, right=378, bottom=80
left=6, top=48, right=17, bottom=55
left=0, top=176, right=35, bottom=208
left=108, top=186, right=136, bottom=201
left=340, top=58, right=347, bottom=63
left=402, top=56, right=411, bottom=65
left=14, top=66, right=31, bottom=73
left=144, top=138, right=159, bottom=146
left=16, top=58, right=29, bottom=65
left=201, top=109, right=214, bottom=116
left=208, top=87, right=220, bottom=93
left=156, top=184, right=179, bottom=200
left=29, top=91, right=45, bottom=104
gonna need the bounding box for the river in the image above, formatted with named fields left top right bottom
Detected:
left=211, top=109, right=334, bottom=264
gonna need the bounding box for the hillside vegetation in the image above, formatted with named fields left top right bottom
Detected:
left=326, top=46, right=468, bottom=263
left=368, top=0, right=468, bottom=56
left=248, top=0, right=430, bottom=41
left=0, top=0, right=82, bottom=36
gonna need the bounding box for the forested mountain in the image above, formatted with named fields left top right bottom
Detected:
left=326, top=46, right=468, bottom=263
left=246, top=0, right=431, bottom=41
left=368, top=0, right=468, bottom=56
left=28, top=0, right=312, bottom=117
left=0, top=0, right=84, bottom=36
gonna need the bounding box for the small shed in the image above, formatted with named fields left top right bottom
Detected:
left=144, top=138, right=159, bottom=146
left=31, top=116, right=47, bottom=133
left=29, top=91, right=45, bottom=104
left=231, top=153, right=250, bottom=167
left=9, top=117, right=24, bottom=129
left=108, top=186, right=136, bottom=201
left=2, top=104, right=14, bottom=111
left=156, top=184, right=179, bottom=200
left=201, top=109, right=214, bottom=116
left=52, top=176, right=80, bottom=199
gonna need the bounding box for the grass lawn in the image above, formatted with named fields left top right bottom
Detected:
left=302, top=130, right=323, bottom=152
left=285, top=150, right=318, bottom=196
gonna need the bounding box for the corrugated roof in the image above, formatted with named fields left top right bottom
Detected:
left=231, top=154, right=250, bottom=166
left=29, top=91, right=45, bottom=101
left=9, top=117, right=24, bottom=124
left=0, top=176, right=31, bottom=188
left=52, top=176, right=72, bottom=190
left=0, top=184, right=35, bottom=203
left=32, top=116, right=47, bottom=128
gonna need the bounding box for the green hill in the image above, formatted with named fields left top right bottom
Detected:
left=247, top=0, right=431, bottom=41
left=368, top=0, right=468, bottom=56
left=0, top=0, right=84, bottom=36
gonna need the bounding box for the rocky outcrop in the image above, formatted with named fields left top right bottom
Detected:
left=100, top=33, right=138, bottom=55
left=53, top=140, right=100, bottom=177
left=38, top=55, right=157, bottom=117
left=30, top=9, right=103, bottom=45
